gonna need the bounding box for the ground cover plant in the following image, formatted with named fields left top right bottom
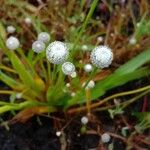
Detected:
left=0, top=0, right=150, bottom=149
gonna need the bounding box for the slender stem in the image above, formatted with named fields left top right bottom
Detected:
left=67, top=85, right=150, bottom=114
left=71, top=0, right=99, bottom=57
left=0, top=65, right=17, bottom=73
left=86, top=89, right=91, bottom=115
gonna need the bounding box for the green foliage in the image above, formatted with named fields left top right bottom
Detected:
left=67, top=49, right=150, bottom=107
left=0, top=0, right=150, bottom=119
left=133, top=112, right=150, bottom=133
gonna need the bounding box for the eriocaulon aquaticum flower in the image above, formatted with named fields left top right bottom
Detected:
left=90, top=45, right=113, bottom=69
left=81, top=116, right=89, bottom=125
left=38, top=32, right=50, bottom=43
left=6, top=25, right=16, bottom=34
left=32, top=40, right=45, bottom=53
left=6, top=36, right=20, bottom=50
left=46, top=41, right=69, bottom=64
left=84, top=64, right=93, bottom=73
left=62, top=62, right=75, bottom=75
left=101, top=133, right=111, bottom=143
left=24, top=17, right=32, bottom=25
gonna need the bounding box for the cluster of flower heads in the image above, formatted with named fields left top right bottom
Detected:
left=5, top=30, right=114, bottom=91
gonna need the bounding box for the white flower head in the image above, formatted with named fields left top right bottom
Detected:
left=101, top=133, right=111, bottom=143
left=38, top=32, right=50, bottom=43
left=82, top=80, right=95, bottom=90
left=90, top=45, right=113, bottom=68
left=129, top=37, right=137, bottom=45
left=84, top=64, right=93, bottom=73
left=32, top=40, right=45, bottom=53
left=66, top=83, right=71, bottom=87
left=71, top=92, right=76, bottom=97
left=16, top=93, right=22, bottom=99
left=62, top=62, right=75, bottom=75
left=6, top=25, right=16, bottom=34
left=24, top=17, right=32, bottom=25
left=46, top=41, right=69, bottom=64
left=81, top=116, right=89, bottom=125
left=82, top=45, right=88, bottom=51
left=56, top=131, right=61, bottom=137
left=97, top=36, right=103, bottom=42
left=70, top=71, right=77, bottom=78
left=6, top=36, right=20, bottom=50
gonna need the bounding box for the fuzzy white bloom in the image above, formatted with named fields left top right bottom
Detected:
left=24, top=17, right=32, bottom=25
left=56, top=131, right=61, bottom=137
left=82, top=45, right=88, bottom=51
left=32, top=40, right=45, bottom=53
left=62, top=62, right=75, bottom=75
left=101, top=133, right=111, bottom=143
left=38, top=32, right=50, bottom=43
left=66, top=83, right=71, bottom=87
left=71, top=92, right=76, bottom=97
left=70, top=71, right=77, bottom=78
left=84, top=64, right=93, bottom=73
left=82, top=80, right=95, bottom=90
left=136, top=23, right=140, bottom=27
left=97, top=36, right=103, bottom=42
left=90, top=46, right=113, bottom=68
left=81, top=116, right=89, bottom=125
left=6, top=25, right=16, bottom=34
left=46, top=41, right=69, bottom=64
left=16, top=93, right=22, bottom=99
left=129, top=37, right=137, bottom=45
left=6, top=36, right=20, bottom=50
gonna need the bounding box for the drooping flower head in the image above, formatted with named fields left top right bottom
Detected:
left=46, top=41, right=69, bottom=64
left=6, top=36, right=20, bottom=50
left=62, top=62, right=75, bottom=75
left=32, top=40, right=45, bottom=53
left=38, top=32, right=50, bottom=43
left=90, top=45, right=113, bottom=68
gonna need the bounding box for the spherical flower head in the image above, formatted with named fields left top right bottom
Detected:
left=38, top=32, right=50, bottom=43
left=24, top=17, right=32, bottom=25
left=129, top=37, right=137, bottom=45
left=32, top=40, right=45, bottom=53
left=6, top=25, right=16, bottom=34
left=81, top=116, right=89, bottom=125
left=97, top=36, right=103, bottom=42
left=82, top=80, right=95, bottom=90
left=84, top=64, right=93, bottom=73
left=101, top=133, right=111, bottom=143
left=90, top=46, right=113, bottom=68
left=71, top=92, right=76, bottom=97
left=62, top=62, right=75, bottom=75
left=82, top=45, right=88, bottom=51
left=46, top=41, right=69, bottom=64
left=56, top=131, right=61, bottom=137
left=6, top=36, right=20, bottom=50
left=70, top=71, right=77, bottom=78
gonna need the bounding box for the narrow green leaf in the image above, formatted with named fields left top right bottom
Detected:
left=115, top=49, right=150, bottom=75
left=10, top=51, right=35, bottom=88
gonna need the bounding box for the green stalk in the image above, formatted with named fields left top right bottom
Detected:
left=71, top=0, right=99, bottom=57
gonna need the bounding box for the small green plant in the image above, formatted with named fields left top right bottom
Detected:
left=0, top=0, right=150, bottom=123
